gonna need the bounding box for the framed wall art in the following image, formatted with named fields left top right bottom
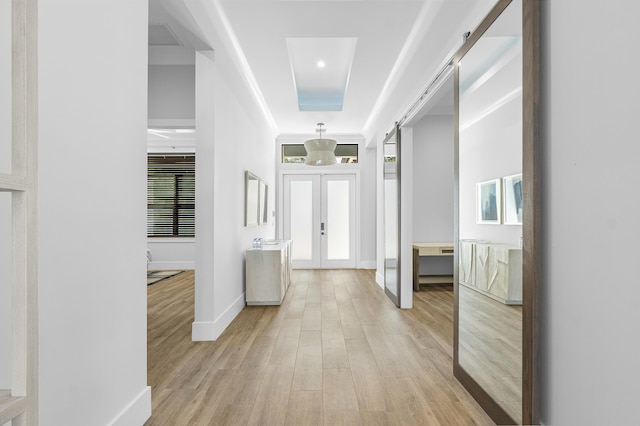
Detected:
left=477, top=178, right=501, bottom=224
left=503, top=173, right=523, bottom=225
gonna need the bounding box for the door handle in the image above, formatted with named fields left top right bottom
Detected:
left=321, top=222, right=325, bottom=235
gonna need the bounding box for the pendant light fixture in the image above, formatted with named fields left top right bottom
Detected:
left=304, top=123, right=337, bottom=166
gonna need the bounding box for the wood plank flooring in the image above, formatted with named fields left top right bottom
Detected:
left=458, top=284, right=522, bottom=422
left=146, top=269, right=494, bottom=425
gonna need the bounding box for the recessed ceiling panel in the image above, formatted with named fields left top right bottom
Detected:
left=214, top=0, right=491, bottom=133
left=286, top=37, right=357, bottom=111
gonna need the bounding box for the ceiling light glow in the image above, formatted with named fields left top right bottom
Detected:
left=317, top=60, right=326, bottom=68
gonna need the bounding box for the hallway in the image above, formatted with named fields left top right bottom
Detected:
left=146, top=270, right=493, bottom=425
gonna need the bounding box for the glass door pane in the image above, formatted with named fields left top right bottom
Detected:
left=290, top=180, right=314, bottom=260
left=283, top=175, right=321, bottom=268
left=322, top=174, right=355, bottom=268
left=326, top=180, right=349, bottom=260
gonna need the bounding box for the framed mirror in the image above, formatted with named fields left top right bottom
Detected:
left=259, top=179, right=268, bottom=225
left=246, top=171, right=269, bottom=227
left=453, top=0, right=539, bottom=424
left=383, top=125, right=401, bottom=307
left=245, top=171, right=260, bottom=227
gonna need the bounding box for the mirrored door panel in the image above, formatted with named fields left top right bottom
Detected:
left=459, top=2, right=523, bottom=421
left=383, top=127, right=400, bottom=307
left=454, top=0, right=539, bottom=424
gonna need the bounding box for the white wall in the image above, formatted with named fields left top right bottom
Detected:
left=361, top=145, right=377, bottom=266
left=399, top=128, right=414, bottom=308
left=412, top=114, right=454, bottom=242
left=412, top=114, right=455, bottom=275
left=39, top=1, right=150, bottom=425
left=459, top=29, right=523, bottom=247
left=375, top=134, right=384, bottom=287
left=459, top=101, right=522, bottom=246
left=212, top=71, right=276, bottom=283
left=147, top=239, right=195, bottom=270
left=540, top=1, right=640, bottom=424
left=188, top=1, right=278, bottom=341
left=148, top=64, right=195, bottom=120
left=193, top=51, right=217, bottom=340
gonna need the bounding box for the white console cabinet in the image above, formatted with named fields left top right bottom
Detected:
left=459, top=240, right=522, bottom=305
left=245, top=240, right=292, bottom=305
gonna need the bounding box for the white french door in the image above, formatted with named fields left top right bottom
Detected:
left=283, top=174, right=356, bottom=269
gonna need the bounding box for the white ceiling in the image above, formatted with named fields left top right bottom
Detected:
left=286, top=37, right=357, bottom=112
left=217, top=0, right=425, bottom=134
left=149, top=0, right=492, bottom=135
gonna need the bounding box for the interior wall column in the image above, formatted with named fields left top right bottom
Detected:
left=193, top=49, right=217, bottom=341
left=399, top=127, right=414, bottom=308
left=375, top=134, right=385, bottom=288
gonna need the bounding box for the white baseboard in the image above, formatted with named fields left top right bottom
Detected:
left=109, top=386, right=151, bottom=426
left=148, top=261, right=195, bottom=270
left=375, top=270, right=384, bottom=289
left=192, top=292, right=246, bottom=341
left=358, top=260, right=377, bottom=269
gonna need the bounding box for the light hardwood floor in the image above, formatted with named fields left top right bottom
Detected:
left=146, top=269, right=494, bottom=425
left=458, top=284, right=522, bottom=422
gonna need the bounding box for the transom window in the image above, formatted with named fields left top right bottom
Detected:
left=282, top=143, right=358, bottom=164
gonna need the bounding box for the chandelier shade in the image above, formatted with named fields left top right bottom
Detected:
left=304, top=138, right=337, bottom=166
left=304, top=123, right=337, bottom=166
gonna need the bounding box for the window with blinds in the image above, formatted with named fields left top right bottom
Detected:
left=147, top=154, right=195, bottom=237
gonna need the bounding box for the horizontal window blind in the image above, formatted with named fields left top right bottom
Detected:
left=148, top=154, right=195, bottom=237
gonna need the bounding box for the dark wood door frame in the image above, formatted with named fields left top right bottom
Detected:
left=453, top=0, right=540, bottom=424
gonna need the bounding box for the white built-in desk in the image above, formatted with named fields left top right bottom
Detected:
left=245, top=240, right=292, bottom=305
left=413, top=242, right=455, bottom=292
